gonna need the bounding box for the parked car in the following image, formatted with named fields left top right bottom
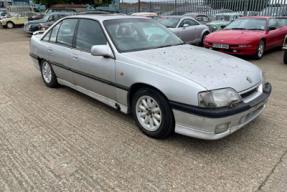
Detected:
left=44, top=8, right=76, bottom=14
left=157, top=16, right=210, bottom=45
left=183, top=13, right=211, bottom=24
left=204, top=16, right=287, bottom=59
left=204, top=9, right=234, bottom=18
left=0, top=11, right=7, bottom=20
left=24, top=12, right=74, bottom=34
left=77, top=11, right=108, bottom=15
left=0, top=11, right=38, bottom=28
left=141, top=15, right=165, bottom=20
left=276, top=16, right=287, bottom=26
left=29, top=15, right=271, bottom=140
left=206, top=12, right=243, bottom=32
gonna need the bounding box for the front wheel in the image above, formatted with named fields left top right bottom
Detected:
left=254, top=40, right=265, bottom=60
left=40, top=60, right=59, bottom=88
left=284, top=51, right=287, bottom=65
left=132, top=87, right=175, bottom=139
left=6, top=22, right=14, bottom=29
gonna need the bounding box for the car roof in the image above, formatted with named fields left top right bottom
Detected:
left=46, top=12, right=72, bottom=16
left=65, top=14, right=149, bottom=21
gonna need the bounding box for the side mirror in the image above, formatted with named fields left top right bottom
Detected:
left=221, top=25, right=226, bottom=29
left=183, top=24, right=189, bottom=28
left=268, top=26, right=276, bottom=31
left=91, top=44, right=114, bottom=58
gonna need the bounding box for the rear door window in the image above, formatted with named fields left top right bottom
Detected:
left=57, top=19, right=78, bottom=47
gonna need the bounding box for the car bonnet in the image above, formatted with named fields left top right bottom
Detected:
left=122, top=44, right=262, bottom=92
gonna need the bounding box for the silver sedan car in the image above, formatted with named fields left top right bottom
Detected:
left=29, top=15, right=271, bottom=140
left=157, top=16, right=210, bottom=45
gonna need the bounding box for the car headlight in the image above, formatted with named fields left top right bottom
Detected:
left=261, top=71, right=267, bottom=89
left=198, top=88, right=242, bottom=108
left=28, top=25, right=32, bottom=29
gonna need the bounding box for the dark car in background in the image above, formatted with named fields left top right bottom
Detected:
left=24, top=12, right=74, bottom=34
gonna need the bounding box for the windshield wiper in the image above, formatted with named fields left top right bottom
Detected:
left=157, top=43, right=185, bottom=49
left=157, top=45, right=172, bottom=48
left=165, top=26, right=175, bottom=28
left=247, top=28, right=263, bottom=31
left=230, top=28, right=247, bottom=30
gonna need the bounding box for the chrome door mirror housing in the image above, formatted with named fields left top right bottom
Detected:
left=91, top=44, right=114, bottom=58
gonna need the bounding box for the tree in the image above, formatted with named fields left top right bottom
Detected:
left=33, top=0, right=113, bottom=9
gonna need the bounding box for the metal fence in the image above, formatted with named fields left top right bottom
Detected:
left=120, top=0, right=287, bottom=17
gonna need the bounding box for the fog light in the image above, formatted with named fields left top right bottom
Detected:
left=215, top=123, right=230, bottom=134
left=233, top=50, right=238, bottom=53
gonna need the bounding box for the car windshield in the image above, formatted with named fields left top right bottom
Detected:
left=157, top=17, right=180, bottom=28
left=213, top=15, right=231, bottom=21
left=225, top=18, right=267, bottom=31
left=104, top=18, right=183, bottom=53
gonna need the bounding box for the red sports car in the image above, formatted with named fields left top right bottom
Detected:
left=204, top=16, right=287, bottom=59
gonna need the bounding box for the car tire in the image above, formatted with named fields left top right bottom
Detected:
left=254, top=40, right=265, bottom=60
left=40, top=60, right=59, bottom=88
left=199, top=32, right=209, bottom=46
left=284, top=51, right=287, bottom=65
left=132, top=87, right=175, bottom=139
left=6, top=22, right=14, bottom=29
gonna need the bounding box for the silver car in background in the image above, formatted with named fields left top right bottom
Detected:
left=157, top=16, right=210, bottom=45
left=29, top=15, right=271, bottom=140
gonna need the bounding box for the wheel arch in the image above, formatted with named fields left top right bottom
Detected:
left=127, top=83, right=170, bottom=108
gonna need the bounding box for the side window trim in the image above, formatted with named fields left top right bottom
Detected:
left=72, top=19, right=81, bottom=48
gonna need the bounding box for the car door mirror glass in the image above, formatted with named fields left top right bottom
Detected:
left=221, top=25, right=226, bottom=29
left=91, top=44, right=113, bottom=58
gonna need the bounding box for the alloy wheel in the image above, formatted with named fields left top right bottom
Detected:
left=135, top=96, right=162, bottom=131
left=42, top=62, right=52, bottom=83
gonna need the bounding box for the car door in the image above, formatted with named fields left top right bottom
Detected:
left=46, top=19, right=78, bottom=84
left=266, top=18, right=284, bottom=48
left=70, top=19, right=116, bottom=100
left=15, top=13, right=24, bottom=24
left=174, top=19, right=199, bottom=43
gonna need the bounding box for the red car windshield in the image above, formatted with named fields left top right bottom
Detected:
left=225, top=18, right=267, bottom=31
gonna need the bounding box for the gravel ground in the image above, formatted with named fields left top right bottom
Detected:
left=0, top=27, right=286, bottom=191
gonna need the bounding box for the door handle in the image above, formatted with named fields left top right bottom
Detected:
left=48, top=48, right=52, bottom=52
left=72, top=55, right=78, bottom=60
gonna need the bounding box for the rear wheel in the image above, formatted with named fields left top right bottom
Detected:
left=254, top=40, right=265, bottom=60
left=284, top=51, right=287, bottom=65
left=6, top=22, right=14, bottom=29
left=40, top=60, right=59, bottom=88
left=132, top=87, right=175, bottom=139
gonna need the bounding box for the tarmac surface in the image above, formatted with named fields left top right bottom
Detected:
left=0, top=27, right=286, bottom=191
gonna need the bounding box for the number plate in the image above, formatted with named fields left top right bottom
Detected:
left=213, top=44, right=229, bottom=49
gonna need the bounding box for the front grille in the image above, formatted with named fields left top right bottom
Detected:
left=240, top=87, right=258, bottom=99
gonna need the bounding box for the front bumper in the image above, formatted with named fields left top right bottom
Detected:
left=204, top=43, right=257, bottom=56
left=24, top=25, right=33, bottom=34
left=171, top=83, right=272, bottom=140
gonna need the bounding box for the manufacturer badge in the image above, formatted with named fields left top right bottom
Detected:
left=221, top=40, right=224, bottom=42
left=247, top=76, right=252, bottom=83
